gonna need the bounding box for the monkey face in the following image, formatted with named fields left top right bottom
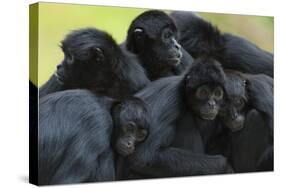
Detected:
left=112, top=98, right=150, bottom=157
left=145, top=27, right=182, bottom=67
left=220, top=96, right=247, bottom=132
left=189, top=84, right=224, bottom=120
left=115, top=121, right=148, bottom=156
left=221, top=72, right=248, bottom=132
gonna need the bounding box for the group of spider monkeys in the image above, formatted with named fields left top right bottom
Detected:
left=32, top=10, right=273, bottom=185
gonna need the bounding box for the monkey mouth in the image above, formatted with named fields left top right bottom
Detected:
left=224, top=114, right=245, bottom=132
left=228, top=124, right=244, bottom=132
left=117, top=147, right=134, bottom=157
left=167, top=57, right=181, bottom=65
left=200, top=112, right=217, bottom=120
left=226, top=121, right=244, bottom=132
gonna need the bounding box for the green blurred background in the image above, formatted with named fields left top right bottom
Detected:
left=32, top=2, right=274, bottom=86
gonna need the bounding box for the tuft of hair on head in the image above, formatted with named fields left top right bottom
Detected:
left=185, top=56, right=226, bottom=90
left=129, top=10, right=176, bottom=30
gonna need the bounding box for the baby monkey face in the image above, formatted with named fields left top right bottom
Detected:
left=115, top=121, right=148, bottom=156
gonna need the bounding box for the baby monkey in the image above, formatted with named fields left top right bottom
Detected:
left=111, top=98, right=150, bottom=180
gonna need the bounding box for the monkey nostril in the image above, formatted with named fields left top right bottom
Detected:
left=175, top=43, right=181, bottom=50
left=126, top=141, right=133, bottom=148
left=208, top=101, right=215, bottom=108
left=231, top=113, right=238, bottom=120
left=175, top=53, right=181, bottom=59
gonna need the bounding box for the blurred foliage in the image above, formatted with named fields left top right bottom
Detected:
left=32, top=2, right=273, bottom=86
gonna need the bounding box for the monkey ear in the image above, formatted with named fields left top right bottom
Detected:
left=92, top=47, right=105, bottom=62
left=64, top=51, right=75, bottom=65
left=60, top=44, right=75, bottom=65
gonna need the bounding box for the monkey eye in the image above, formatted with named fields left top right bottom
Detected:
left=164, top=31, right=172, bottom=39
left=214, top=87, right=223, bottom=100
left=196, top=85, right=210, bottom=100
left=133, top=28, right=144, bottom=39
left=162, top=29, right=173, bottom=42
left=234, top=98, right=245, bottom=109
left=134, top=28, right=143, bottom=33
left=136, top=128, right=148, bottom=142
left=123, top=121, right=136, bottom=133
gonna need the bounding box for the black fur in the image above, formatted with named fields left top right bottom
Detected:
left=229, top=109, right=273, bottom=172
left=225, top=71, right=273, bottom=133
left=38, top=90, right=150, bottom=185
left=124, top=10, right=193, bottom=80
left=39, top=90, right=115, bottom=185
left=170, top=11, right=224, bottom=58
left=245, top=73, right=273, bottom=131
left=185, top=57, right=225, bottom=89
left=124, top=58, right=230, bottom=178
left=217, top=71, right=273, bottom=172
left=257, top=146, right=273, bottom=171
left=40, top=28, right=149, bottom=99
left=170, top=11, right=273, bottom=77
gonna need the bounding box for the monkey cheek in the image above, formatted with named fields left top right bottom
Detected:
left=115, top=141, right=135, bottom=157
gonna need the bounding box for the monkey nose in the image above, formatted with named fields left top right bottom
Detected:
left=126, top=140, right=134, bottom=148
left=231, top=113, right=238, bottom=120
left=208, top=101, right=216, bottom=108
